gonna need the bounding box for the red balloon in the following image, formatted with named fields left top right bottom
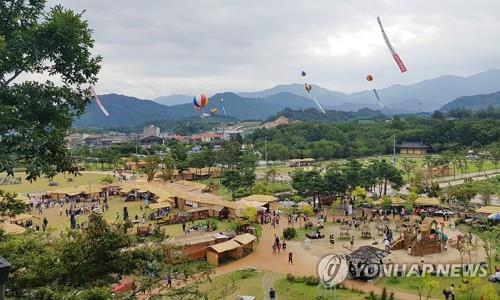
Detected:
left=366, top=74, right=373, bottom=81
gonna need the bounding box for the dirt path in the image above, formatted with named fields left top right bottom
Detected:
left=215, top=218, right=440, bottom=300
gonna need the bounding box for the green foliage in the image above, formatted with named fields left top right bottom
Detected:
left=301, top=205, right=313, bottom=217
left=0, top=0, right=101, bottom=181
left=100, top=176, right=113, bottom=184
left=0, top=190, right=26, bottom=217
left=285, top=273, right=320, bottom=286
left=283, top=227, right=297, bottom=240
left=141, top=155, right=159, bottom=182
left=241, top=207, right=257, bottom=222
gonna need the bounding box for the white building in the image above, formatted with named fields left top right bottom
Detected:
left=143, top=125, right=160, bottom=137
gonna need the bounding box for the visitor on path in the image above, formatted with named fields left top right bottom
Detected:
left=167, top=273, right=172, bottom=288
left=277, top=242, right=281, bottom=254
left=383, top=238, right=390, bottom=252
left=288, top=252, right=293, bottom=264
left=272, top=244, right=276, bottom=254
left=269, top=287, right=276, bottom=299
left=282, top=241, right=286, bottom=252
left=350, top=236, right=354, bottom=249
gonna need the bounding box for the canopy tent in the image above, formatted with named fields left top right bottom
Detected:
left=148, top=202, right=171, bottom=210
left=373, top=197, right=407, bottom=206
left=240, top=194, right=278, bottom=203
left=476, top=206, right=500, bottom=215
left=0, top=222, right=26, bottom=234
left=487, top=212, right=500, bottom=221
left=415, top=197, right=441, bottom=206
left=117, top=182, right=175, bottom=202
left=5, top=213, right=33, bottom=223
left=208, top=240, right=241, bottom=253
left=175, top=180, right=207, bottom=190
left=233, top=233, right=256, bottom=246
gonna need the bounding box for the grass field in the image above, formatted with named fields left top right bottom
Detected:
left=0, top=172, right=115, bottom=194
left=376, top=276, right=499, bottom=300
left=197, top=270, right=367, bottom=300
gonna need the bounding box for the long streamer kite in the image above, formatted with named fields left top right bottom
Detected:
left=372, top=88, right=384, bottom=108
left=377, top=17, right=407, bottom=73
left=220, top=98, right=227, bottom=117
left=89, top=86, right=110, bottom=116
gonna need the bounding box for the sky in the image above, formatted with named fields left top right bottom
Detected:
left=44, top=0, right=500, bottom=99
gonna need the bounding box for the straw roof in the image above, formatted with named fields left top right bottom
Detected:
left=48, top=184, right=105, bottom=196
left=6, top=213, right=33, bottom=223
left=233, top=233, right=256, bottom=245
left=373, top=197, right=407, bottom=206
left=176, top=180, right=207, bottom=190
left=15, top=194, right=31, bottom=204
left=208, top=240, right=241, bottom=253
left=116, top=182, right=175, bottom=201
left=415, top=197, right=441, bottom=207
left=240, top=194, right=277, bottom=203
left=0, top=222, right=26, bottom=234
left=148, top=202, right=171, bottom=210
left=475, top=206, right=500, bottom=215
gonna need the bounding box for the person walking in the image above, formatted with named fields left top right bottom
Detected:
left=269, top=287, right=276, bottom=300
left=350, top=235, right=354, bottom=249
left=272, top=244, right=276, bottom=254
left=167, top=273, right=172, bottom=288
left=282, top=241, right=287, bottom=252
left=288, top=252, right=293, bottom=264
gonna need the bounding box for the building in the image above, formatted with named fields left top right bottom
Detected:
left=397, top=142, right=428, bottom=155
left=191, top=132, right=222, bottom=143
left=139, top=135, right=164, bottom=148
left=143, top=125, right=160, bottom=137
left=222, top=129, right=244, bottom=141
left=285, top=158, right=316, bottom=167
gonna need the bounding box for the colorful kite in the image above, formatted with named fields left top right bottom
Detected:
left=220, top=98, right=227, bottom=117
left=89, top=86, right=110, bottom=116
left=210, top=108, right=219, bottom=113
left=372, top=88, right=384, bottom=108
left=377, top=17, right=407, bottom=73
left=304, top=83, right=312, bottom=93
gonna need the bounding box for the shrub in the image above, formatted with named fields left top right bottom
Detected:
left=48, top=181, right=58, bottom=186
left=283, top=227, right=297, bottom=240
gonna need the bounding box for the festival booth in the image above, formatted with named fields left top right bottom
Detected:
left=0, top=222, right=26, bottom=234
left=170, top=231, right=230, bottom=259
left=47, top=185, right=105, bottom=202
left=148, top=202, right=172, bottom=223
left=206, top=240, right=243, bottom=266
left=233, top=233, right=257, bottom=254
left=475, top=206, right=500, bottom=216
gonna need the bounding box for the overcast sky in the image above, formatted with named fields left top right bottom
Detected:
left=45, top=0, right=500, bottom=99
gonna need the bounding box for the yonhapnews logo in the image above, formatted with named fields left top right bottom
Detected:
left=317, top=254, right=349, bottom=287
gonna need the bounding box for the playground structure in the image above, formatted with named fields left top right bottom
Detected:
left=390, top=217, right=447, bottom=256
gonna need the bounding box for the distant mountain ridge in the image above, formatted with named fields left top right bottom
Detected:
left=440, top=91, right=500, bottom=111
left=76, top=69, right=500, bottom=128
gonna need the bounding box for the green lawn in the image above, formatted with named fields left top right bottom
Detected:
left=376, top=276, right=499, bottom=300
left=0, top=172, right=115, bottom=194
left=198, top=270, right=266, bottom=299
left=197, top=271, right=367, bottom=300
left=274, top=276, right=366, bottom=300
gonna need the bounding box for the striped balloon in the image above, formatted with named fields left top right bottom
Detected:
left=193, top=94, right=209, bottom=108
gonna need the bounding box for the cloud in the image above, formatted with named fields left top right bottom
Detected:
left=44, top=0, right=500, bottom=98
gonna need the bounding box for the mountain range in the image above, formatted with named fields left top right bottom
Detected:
left=74, top=69, right=500, bottom=128
left=440, top=91, right=500, bottom=111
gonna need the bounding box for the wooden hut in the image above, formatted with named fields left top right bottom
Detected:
left=206, top=240, right=243, bottom=266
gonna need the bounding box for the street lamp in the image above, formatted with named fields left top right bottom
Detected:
left=0, top=257, right=11, bottom=300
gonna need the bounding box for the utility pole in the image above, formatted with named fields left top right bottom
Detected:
left=265, top=137, right=268, bottom=167
left=392, top=134, right=396, bottom=166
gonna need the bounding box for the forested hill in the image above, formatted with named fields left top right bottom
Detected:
left=245, top=115, right=500, bottom=161
left=268, top=107, right=385, bottom=123
left=440, top=91, right=500, bottom=111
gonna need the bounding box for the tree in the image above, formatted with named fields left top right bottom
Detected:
left=352, top=186, right=367, bottom=207
left=1, top=0, right=101, bottom=180
left=158, top=152, right=175, bottom=182
left=474, top=152, right=486, bottom=175
left=241, top=207, right=257, bottom=222
left=0, top=0, right=101, bottom=216
left=265, top=167, right=278, bottom=184
left=449, top=183, right=477, bottom=210
left=0, top=214, right=182, bottom=298
left=400, top=157, right=416, bottom=182
left=221, top=169, right=241, bottom=201
left=414, top=275, right=438, bottom=300
left=142, top=155, right=159, bottom=182
left=381, top=196, right=392, bottom=210
left=0, top=190, right=25, bottom=217
left=457, top=276, right=482, bottom=300
left=201, top=146, right=216, bottom=173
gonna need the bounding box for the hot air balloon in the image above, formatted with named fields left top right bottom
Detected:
left=366, top=74, right=373, bottom=81
left=193, top=94, right=209, bottom=108
left=301, top=70, right=307, bottom=77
